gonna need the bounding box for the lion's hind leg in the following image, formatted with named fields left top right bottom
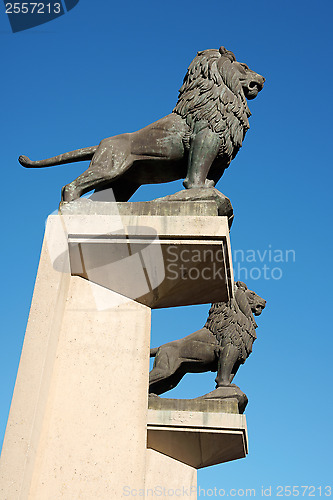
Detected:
left=61, top=167, right=116, bottom=202
left=149, top=343, right=184, bottom=395
left=61, top=135, right=135, bottom=202
left=149, top=328, right=218, bottom=395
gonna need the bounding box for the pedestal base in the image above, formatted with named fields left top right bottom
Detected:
left=0, top=205, right=243, bottom=499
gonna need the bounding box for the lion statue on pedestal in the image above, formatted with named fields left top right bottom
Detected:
left=19, top=47, right=264, bottom=202
left=149, top=281, right=266, bottom=396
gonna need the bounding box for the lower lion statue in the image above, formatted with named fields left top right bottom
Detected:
left=149, top=281, right=266, bottom=396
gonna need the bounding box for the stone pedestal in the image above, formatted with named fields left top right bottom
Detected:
left=147, top=409, right=248, bottom=468
left=0, top=202, right=246, bottom=499
left=0, top=228, right=151, bottom=498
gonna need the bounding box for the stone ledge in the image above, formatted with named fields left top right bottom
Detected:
left=147, top=409, right=248, bottom=469
left=148, top=395, right=239, bottom=414
left=60, top=199, right=219, bottom=217
left=48, top=213, right=234, bottom=308
left=59, top=187, right=234, bottom=227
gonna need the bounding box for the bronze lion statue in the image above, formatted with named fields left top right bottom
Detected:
left=149, top=281, right=266, bottom=395
left=19, top=47, right=265, bottom=202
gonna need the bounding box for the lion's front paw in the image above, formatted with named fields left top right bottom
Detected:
left=183, top=178, right=192, bottom=189
left=183, top=178, right=214, bottom=189
left=215, top=381, right=232, bottom=388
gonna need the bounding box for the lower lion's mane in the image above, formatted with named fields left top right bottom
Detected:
left=205, top=283, right=258, bottom=343
left=173, top=47, right=251, bottom=162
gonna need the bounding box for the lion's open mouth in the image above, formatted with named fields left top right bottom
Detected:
left=244, top=80, right=264, bottom=99
left=249, top=81, right=261, bottom=90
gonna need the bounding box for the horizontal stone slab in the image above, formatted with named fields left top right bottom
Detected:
left=60, top=198, right=219, bottom=217
left=50, top=209, right=234, bottom=308
left=147, top=409, right=248, bottom=469
left=59, top=187, right=234, bottom=227
left=148, top=394, right=239, bottom=414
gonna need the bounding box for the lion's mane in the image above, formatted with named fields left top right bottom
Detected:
left=173, top=47, right=251, bottom=164
left=204, top=281, right=261, bottom=363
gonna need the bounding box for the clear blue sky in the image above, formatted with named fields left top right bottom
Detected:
left=1, top=0, right=332, bottom=496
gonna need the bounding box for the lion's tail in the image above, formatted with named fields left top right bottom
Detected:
left=150, top=347, right=159, bottom=357
left=18, top=145, right=98, bottom=168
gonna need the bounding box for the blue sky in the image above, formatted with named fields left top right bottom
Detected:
left=1, top=0, right=333, bottom=496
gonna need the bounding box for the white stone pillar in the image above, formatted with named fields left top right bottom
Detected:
left=0, top=218, right=151, bottom=499
left=1, top=204, right=239, bottom=500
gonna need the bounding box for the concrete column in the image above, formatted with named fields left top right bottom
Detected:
left=0, top=218, right=151, bottom=499
left=1, top=204, right=239, bottom=499
left=145, top=449, right=197, bottom=498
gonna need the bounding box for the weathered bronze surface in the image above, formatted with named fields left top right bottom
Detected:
left=19, top=46, right=264, bottom=202
left=149, top=281, right=266, bottom=399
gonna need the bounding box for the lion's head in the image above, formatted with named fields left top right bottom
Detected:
left=205, top=281, right=266, bottom=350
left=235, top=281, right=266, bottom=317
left=173, top=46, right=265, bottom=161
